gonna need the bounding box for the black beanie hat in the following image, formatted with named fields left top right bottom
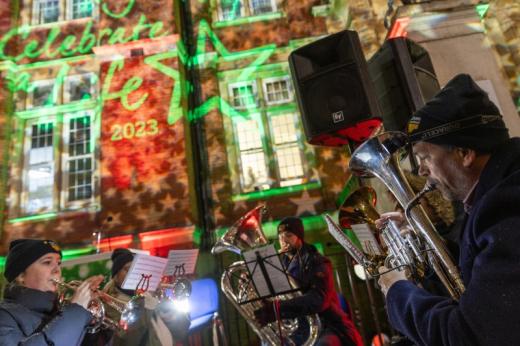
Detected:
left=4, top=239, right=62, bottom=282
left=111, top=248, right=134, bottom=278
left=278, top=217, right=305, bottom=240
left=407, top=74, right=509, bottom=152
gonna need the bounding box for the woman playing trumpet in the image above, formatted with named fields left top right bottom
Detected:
left=0, top=238, right=107, bottom=346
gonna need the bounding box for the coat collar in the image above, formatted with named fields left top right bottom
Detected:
left=473, top=138, right=520, bottom=204
left=4, top=285, right=57, bottom=314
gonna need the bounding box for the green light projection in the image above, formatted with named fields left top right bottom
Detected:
left=1, top=1, right=331, bottom=239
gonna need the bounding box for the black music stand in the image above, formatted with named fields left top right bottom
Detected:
left=227, top=244, right=299, bottom=305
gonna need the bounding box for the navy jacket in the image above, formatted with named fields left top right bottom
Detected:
left=386, top=138, right=520, bottom=345
left=280, top=243, right=362, bottom=346
left=0, top=285, right=93, bottom=346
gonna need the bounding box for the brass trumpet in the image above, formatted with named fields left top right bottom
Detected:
left=52, top=279, right=134, bottom=332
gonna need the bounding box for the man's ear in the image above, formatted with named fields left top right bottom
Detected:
left=457, top=148, right=476, bottom=168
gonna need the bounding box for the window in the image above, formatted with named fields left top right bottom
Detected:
left=235, top=116, right=270, bottom=191
left=218, top=0, right=276, bottom=21
left=22, top=73, right=97, bottom=111
left=225, top=74, right=312, bottom=193
left=29, top=80, right=55, bottom=108
left=21, top=111, right=97, bottom=214
left=24, top=121, right=55, bottom=213
left=229, top=81, right=257, bottom=109
left=269, top=113, right=304, bottom=186
left=64, top=73, right=97, bottom=103
left=69, top=0, right=93, bottom=19
left=31, top=0, right=95, bottom=25
left=220, top=0, right=244, bottom=21
left=262, top=77, right=292, bottom=105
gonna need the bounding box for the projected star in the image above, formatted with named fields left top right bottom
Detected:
left=159, top=193, right=177, bottom=211
left=330, top=182, right=345, bottom=195
left=320, top=148, right=334, bottom=161
left=289, top=190, right=321, bottom=216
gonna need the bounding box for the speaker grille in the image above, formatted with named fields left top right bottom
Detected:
left=300, top=63, right=372, bottom=144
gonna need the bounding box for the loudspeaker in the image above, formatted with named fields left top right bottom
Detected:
left=289, top=30, right=382, bottom=146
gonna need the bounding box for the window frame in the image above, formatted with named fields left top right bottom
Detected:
left=222, top=70, right=314, bottom=195
left=228, top=80, right=258, bottom=110
left=248, top=0, right=277, bottom=16
left=30, top=0, right=97, bottom=25
left=63, top=72, right=98, bottom=103
left=60, top=110, right=97, bottom=210
left=261, top=76, right=293, bottom=106
left=21, top=117, right=59, bottom=215
left=27, top=79, right=58, bottom=110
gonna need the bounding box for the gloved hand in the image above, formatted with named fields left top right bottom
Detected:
left=378, top=266, right=410, bottom=296
left=253, top=301, right=276, bottom=327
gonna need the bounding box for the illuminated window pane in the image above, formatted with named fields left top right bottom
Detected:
left=221, top=0, right=242, bottom=20
left=231, top=84, right=256, bottom=109
left=67, top=115, right=93, bottom=202
left=250, top=0, right=274, bottom=15
left=264, top=79, right=291, bottom=105
left=276, top=145, right=304, bottom=180
left=71, top=0, right=93, bottom=19
left=32, top=84, right=54, bottom=107
left=26, top=123, right=54, bottom=213
left=236, top=120, right=262, bottom=150
left=66, top=75, right=93, bottom=102
left=240, top=151, right=268, bottom=190
left=36, top=0, right=60, bottom=24
left=271, top=114, right=297, bottom=144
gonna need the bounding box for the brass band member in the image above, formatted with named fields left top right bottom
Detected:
left=0, top=239, right=105, bottom=346
left=376, top=74, right=520, bottom=345
left=254, top=217, right=363, bottom=346
left=103, top=248, right=190, bottom=346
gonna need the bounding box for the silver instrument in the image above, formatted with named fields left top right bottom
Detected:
left=340, top=131, right=464, bottom=299
left=212, top=205, right=321, bottom=345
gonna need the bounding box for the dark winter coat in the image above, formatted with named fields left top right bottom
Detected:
left=0, top=285, right=93, bottom=346
left=280, top=243, right=363, bottom=346
left=386, top=137, right=520, bottom=346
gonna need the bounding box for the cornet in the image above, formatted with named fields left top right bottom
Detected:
left=52, top=279, right=137, bottom=332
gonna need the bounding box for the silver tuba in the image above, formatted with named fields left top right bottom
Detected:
left=212, top=205, right=321, bottom=345
left=346, top=131, right=465, bottom=300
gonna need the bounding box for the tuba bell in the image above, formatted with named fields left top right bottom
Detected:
left=345, top=131, right=465, bottom=299
left=212, top=205, right=321, bottom=345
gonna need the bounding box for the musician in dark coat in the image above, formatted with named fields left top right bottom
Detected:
left=254, top=217, right=363, bottom=346
left=377, top=74, right=520, bottom=345
left=0, top=239, right=105, bottom=346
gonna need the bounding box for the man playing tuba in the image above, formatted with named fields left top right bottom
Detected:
left=254, top=217, right=363, bottom=346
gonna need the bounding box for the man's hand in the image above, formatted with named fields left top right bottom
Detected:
left=375, top=211, right=405, bottom=230
left=253, top=301, right=276, bottom=327
left=377, top=266, right=410, bottom=297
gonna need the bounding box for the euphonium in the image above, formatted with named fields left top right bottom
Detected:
left=346, top=131, right=465, bottom=300
left=53, top=279, right=131, bottom=332
left=212, top=205, right=321, bottom=346
left=338, top=186, right=426, bottom=279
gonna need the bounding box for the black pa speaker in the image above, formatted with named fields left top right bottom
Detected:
left=289, top=30, right=382, bottom=146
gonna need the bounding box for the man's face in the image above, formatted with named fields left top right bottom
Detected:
left=20, top=253, right=62, bottom=293
left=413, top=141, right=467, bottom=201
left=278, top=231, right=302, bottom=254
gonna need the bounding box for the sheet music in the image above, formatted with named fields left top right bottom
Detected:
left=121, top=253, right=168, bottom=291
left=164, top=249, right=199, bottom=276
left=243, top=244, right=292, bottom=298
left=350, top=223, right=382, bottom=255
